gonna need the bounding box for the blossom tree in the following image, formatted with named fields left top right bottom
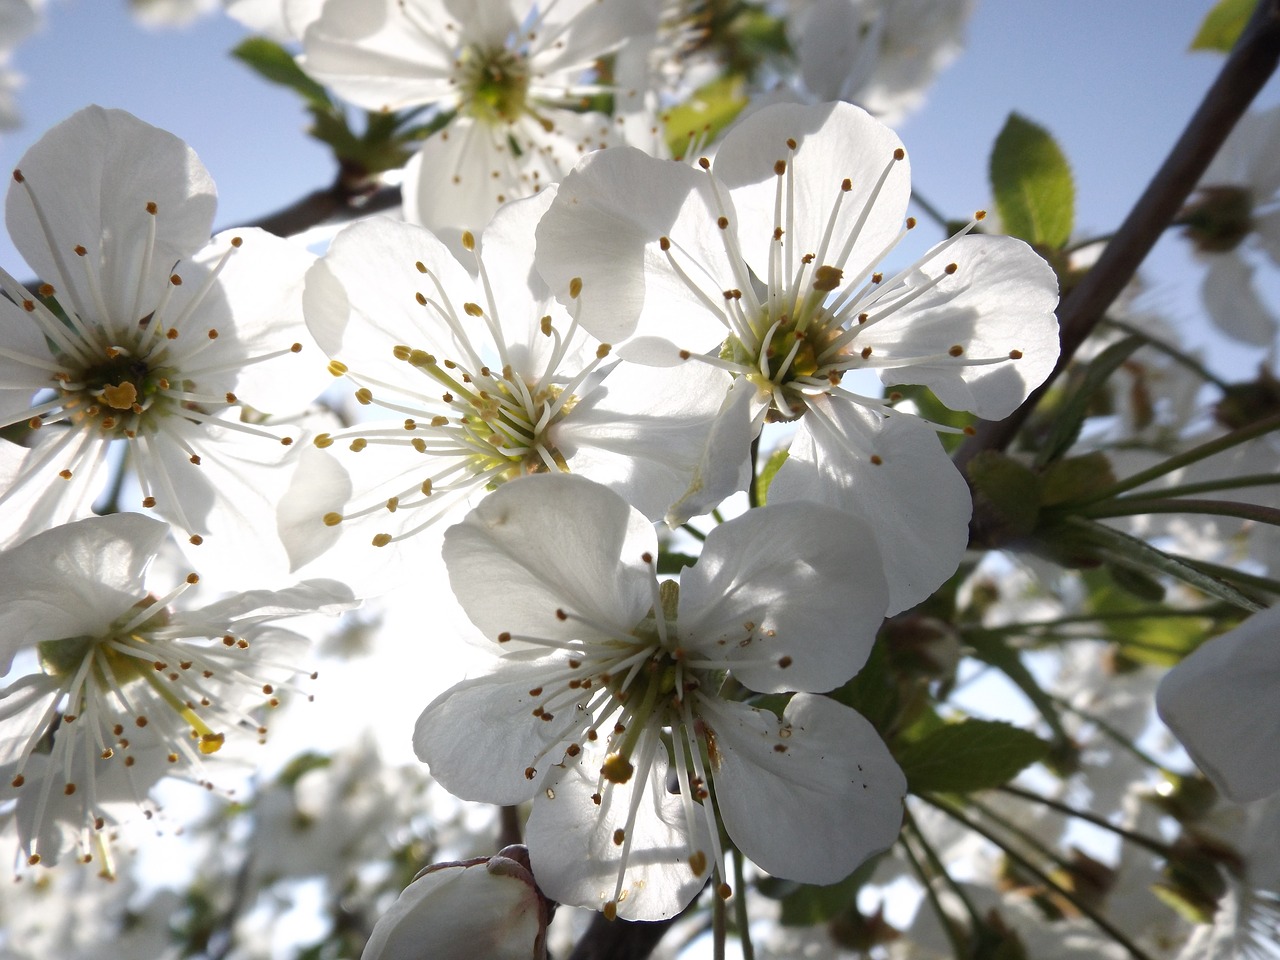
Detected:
left=2, top=1, right=1280, bottom=959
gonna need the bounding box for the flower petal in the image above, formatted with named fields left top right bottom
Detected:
left=678, top=501, right=889, bottom=693
left=703, top=693, right=906, bottom=885
left=1156, top=604, right=1280, bottom=803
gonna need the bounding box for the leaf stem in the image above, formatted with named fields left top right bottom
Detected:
left=997, top=784, right=1174, bottom=858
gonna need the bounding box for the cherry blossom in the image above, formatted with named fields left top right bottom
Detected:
left=0, top=513, right=353, bottom=868
left=300, top=0, right=658, bottom=237
left=415, top=474, right=904, bottom=920
left=536, top=100, right=1059, bottom=611
left=0, top=106, right=325, bottom=576
left=297, top=189, right=731, bottom=570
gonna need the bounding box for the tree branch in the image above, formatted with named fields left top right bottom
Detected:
left=221, top=178, right=403, bottom=238
left=953, top=0, right=1280, bottom=474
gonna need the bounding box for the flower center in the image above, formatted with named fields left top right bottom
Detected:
left=459, top=44, right=530, bottom=125
left=56, top=346, right=177, bottom=437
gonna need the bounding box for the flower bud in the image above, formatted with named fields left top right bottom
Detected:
left=362, top=845, right=552, bottom=960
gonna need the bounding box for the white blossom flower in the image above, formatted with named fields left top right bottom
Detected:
left=362, top=845, right=552, bottom=960
left=536, top=100, right=1060, bottom=611
left=787, top=0, right=975, bottom=124
left=297, top=189, right=732, bottom=569
left=1157, top=603, right=1280, bottom=804
left=300, top=0, right=658, bottom=236
left=224, top=0, right=324, bottom=43
left=0, top=106, right=324, bottom=572
left=415, top=474, right=905, bottom=920
left=1189, top=104, right=1280, bottom=346
left=0, top=512, right=353, bottom=868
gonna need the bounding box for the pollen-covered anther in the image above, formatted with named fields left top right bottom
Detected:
left=327, top=360, right=348, bottom=377
left=975, top=209, right=987, bottom=220
left=944, top=263, right=959, bottom=275
left=778, top=655, right=793, bottom=668
left=612, top=828, right=625, bottom=846
left=601, top=752, right=634, bottom=784
left=906, top=217, right=917, bottom=229
left=718, top=882, right=733, bottom=900
left=813, top=265, right=843, bottom=292
left=698, top=157, right=710, bottom=170
left=372, top=533, right=392, bottom=547
left=463, top=301, right=485, bottom=317
left=773, top=159, right=786, bottom=176
left=717, top=216, right=729, bottom=230
left=861, top=346, right=873, bottom=360
left=498, top=632, right=512, bottom=643
left=870, top=454, right=884, bottom=466
left=948, top=344, right=965, bottom=357
left=525, top=766, right=537, bottom=780
left=1009, top=349, right=1024, bottom=360
left=314, top=433, right=334, bottom=449
left=569, top=276, right=583, bottom=298
left=58, top=469, right=72, bottom=480
left=355, top=388, right=373, bottom=405
left=461, top=231, right=475, bottom=252
left=189, top=535, right=203, bottom=546
left=659, top=236, right=671, bottom=251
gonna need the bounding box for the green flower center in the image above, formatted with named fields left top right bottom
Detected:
left=459, top=45, right=530, bottom=125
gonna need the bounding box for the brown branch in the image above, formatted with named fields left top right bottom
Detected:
left=220, top=178, right=403, bottom=238
left=566, top=912, right=685, bottom=960
left=953, top=0, right=1280, bottom=474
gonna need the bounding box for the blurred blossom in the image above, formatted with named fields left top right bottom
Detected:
left=787, top=0, right=976, bottom=124
left=299, top=0, right=659, bottom=238
left=0, top=513, right=353, bottom=868
left=1188, top=104, right=1280, bottom=346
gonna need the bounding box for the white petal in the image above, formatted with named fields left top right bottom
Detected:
left=525, top=737, right=711, bottom=920
left=679, top=501, right=889, bottom=692
left=703, top=693, right=906, bottom=885
left=864, top=234, right=1060, bottom=420
left=414, top=656, right=586, bottom=805
left=1157, top=604, right=1280, bottom=803
left=362, top=853, right=548, bottom=960
left=1200, top=254, right=1278, bottom=346
left=301, top=0, right=456, bottom=111
left=771, top=396, right=971, bottom=615
left=535, top=145, right=739, bottom=350
left=664, top=374, right=758, bottom=526
left=6, top=106, right=215, bottom=330
left=715, top=101, right=911, bottom=289
left=0, top=514, right=165, bottom=672
left=442, top=474, right=654, bottom=644
left=553, top=361, right=736, bottom=522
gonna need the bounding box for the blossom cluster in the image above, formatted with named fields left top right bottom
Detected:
left=3, top=2, right=1280, bottom=959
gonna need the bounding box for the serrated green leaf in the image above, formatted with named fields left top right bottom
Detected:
left=898, top=718, right=1049, bottom=794
left=664, top=75, right=749, bottom=158
left=989, top=113, right=1075, bottom=249
left=1190, top=0, right=1255, bottom=52
left=232, top=37, right=331, bottom=111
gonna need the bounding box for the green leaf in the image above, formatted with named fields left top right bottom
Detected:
left=775, top=857, right=879, bottom=926
left=1190, top=0, right=1255, bottom=52
left=898, top=719, right=1050, bottom=794
left=989, top=113, right=1075, bottom=249
left=663, top=75, right=749, bottom=158
left=232, top=37, right=332, bottom=111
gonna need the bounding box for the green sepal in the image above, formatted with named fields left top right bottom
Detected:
left=754, top=445, right=788, bottom=505
left=1035, top=336, right=1143, bottom=468
left=967, top=450, right=1041, bottom=544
